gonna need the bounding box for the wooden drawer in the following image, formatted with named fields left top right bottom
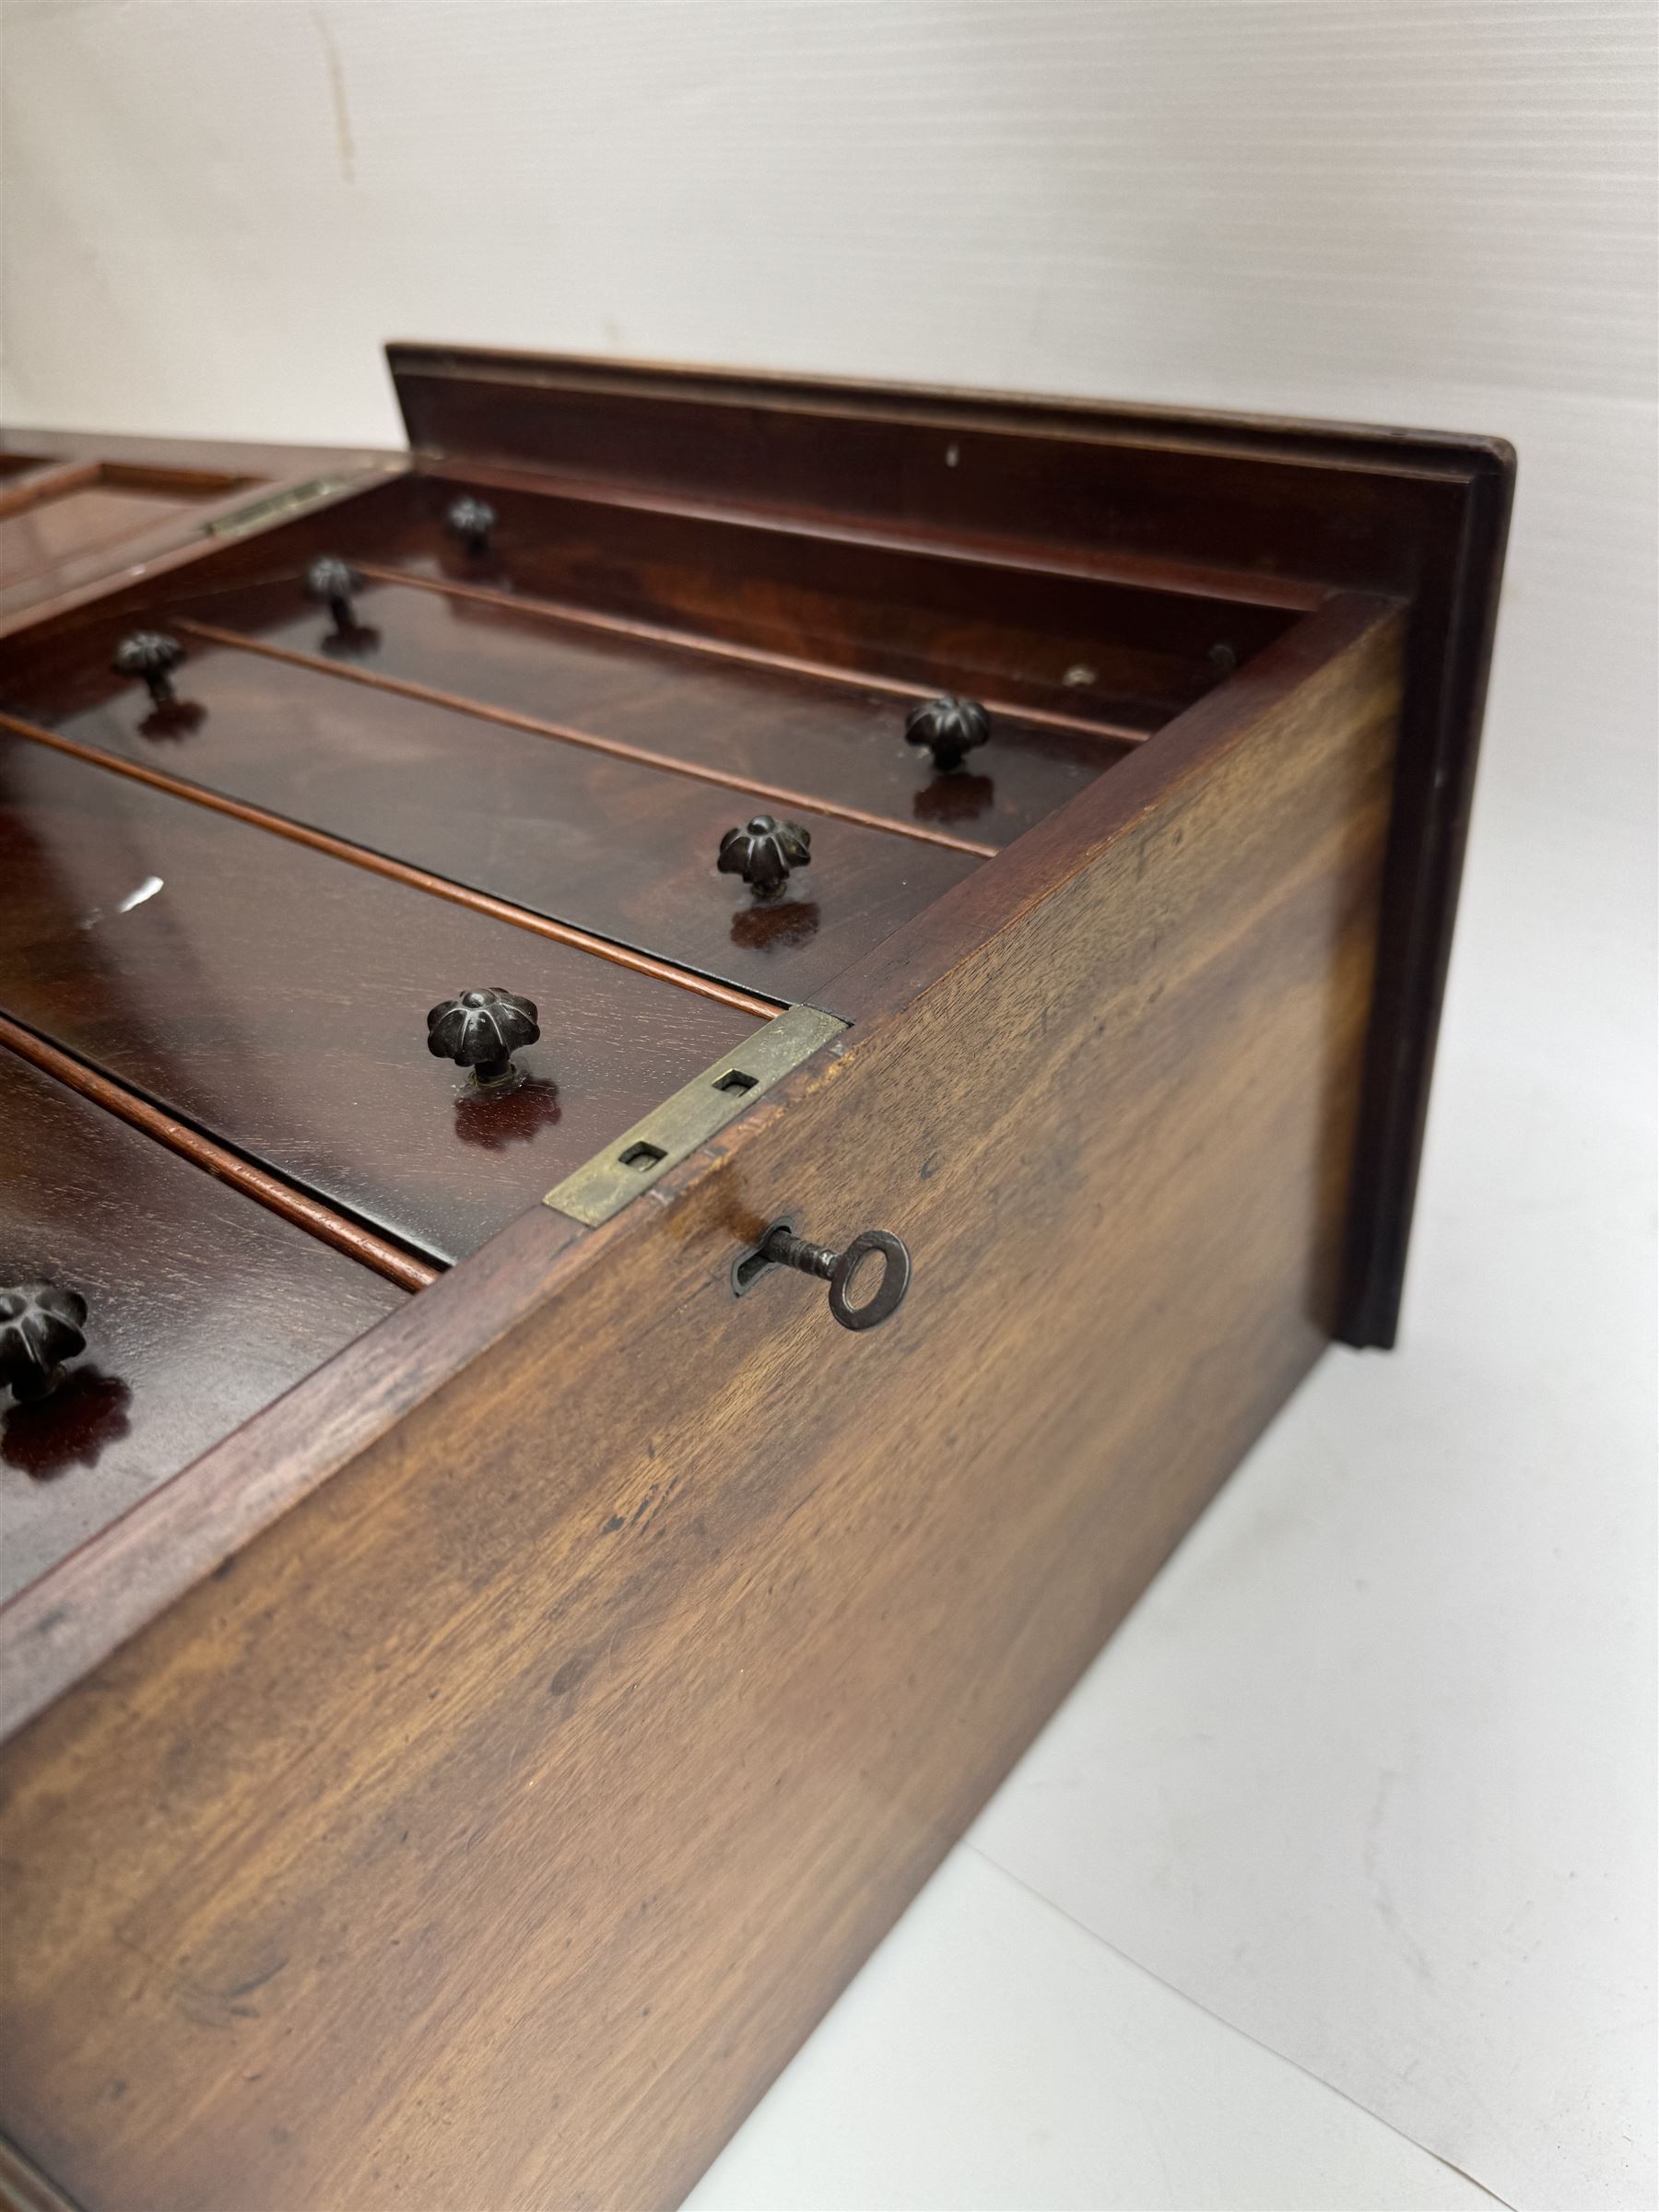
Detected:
left=168, top=568, right=1136, bottom=848
left=0, top=730, right=765, bottom=1265
left=4, top=621, right=983, bottom=1004
left=0, top=1039, right=407, bottom=1607
left=0, top=347, right=1512, bottom=2212
left=384, top=465, right=1300, bottom=727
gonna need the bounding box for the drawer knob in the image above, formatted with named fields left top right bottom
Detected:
left=113, top=630, right=185, bottom=706
left=305, top=554, right=364, bottom=637
left=718, top=814, right=812, bottom=900
left=427, top=986, right=540, bottom=1088
left=446, top=496, right=498, bottom=556
left=0, top=1283, right=88, bottom=1405
left=905, top=694, right=991, bottom=771
left=757, top=1226, right=912, bottom=1333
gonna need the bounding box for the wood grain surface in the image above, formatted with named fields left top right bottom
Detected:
left=384, top=467, right=1292, bottom=727
left=174, top=569, right=1131, bottom=849
left=0, top=429, right=394, bottom=636
left=0, top=485, right=218, bottom=590
left=0, top=1012, right=440, bottom=1295
left=389, top=353, right=1509, bottom=1350
left=10, top=629, right=982, bottom=1003
left=0, top=732, right=764, bottom=1264
left=0, top=598, right=1402, bottom=2211
left=0, top=1041, right=406, bottom=1610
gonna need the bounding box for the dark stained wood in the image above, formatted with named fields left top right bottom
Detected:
left=0, top=346, right=1505, bottom=2211
left=8, top=630, right=983, bottom=1003
left=0, top=596, right=1404, bottom=2212
left=0, top=429, right=398, bottom=639
left=363, top=563, right=1156, bottom=745
left=0, top=483, right=234, bottom=590
left=0, top=1040, right=407, bottom=1611
left=0, top=1014, right=439, bottom=1295
left=0, top=708, right=776, bottom=1021
left=0, top=362, right=1517, bottom=1346
left=393, top=464, right=1299, bottom=728
left=0, top=426, right=388, bottom=479
left=3, top=703, right=778, bottom=1021
left=388, top=345, right=1500, bottom=598
left=0, top=1196, right=588, bottom=1746
left=391, top=345, right=1515, bottom=1347
left=172, top=607, right=999, bottom=857
left=172, top=570, right=1134, bottom=850
left=0, top=732, right=766, bottom=1265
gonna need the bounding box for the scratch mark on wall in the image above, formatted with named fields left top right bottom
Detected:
left=312, top=7, right=357, bottom=188
left=1364, top=1767, right=1437, bottom=1989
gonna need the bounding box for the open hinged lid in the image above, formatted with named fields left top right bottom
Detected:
left=387, top=342, right=1514, bottom=1348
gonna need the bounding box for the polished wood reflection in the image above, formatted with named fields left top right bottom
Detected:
left=20, top=637, right=980, bottom=1003
left=0, top=709, right=777, bottom=1020
left=0, top=1041, right=407, bottom=1609
left=177, top=572, right=1130, bottom=848
left=0, top=1014, right=438, bottom=1293
left=0, top=733, right=765, bottom=1264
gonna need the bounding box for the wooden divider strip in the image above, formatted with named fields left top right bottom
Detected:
left=172, top=618, right=1002, bottom=859
left=352, top=559, right=1157, bottom=747
left=0, top=1014, right=439, bottom=1294
left=0, top=710, right=780, bottom=1023
left=0, top=461, right=100, bottom=523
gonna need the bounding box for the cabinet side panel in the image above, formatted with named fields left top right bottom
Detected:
left=0, top=613, right=1401, bottom=2212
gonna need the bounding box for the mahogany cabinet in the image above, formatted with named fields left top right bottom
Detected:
left=0, top=347, right=1512, bottom=2212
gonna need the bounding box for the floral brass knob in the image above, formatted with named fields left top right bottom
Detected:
left=427, top=987, right=540, bottom=1088
left=0, top=1284, right=88, bottom=1405
left=113, top=631, right=186, bottom=706
left=905, top=695, right=991, bottom=772
left=446, top=496, right=498, bottom=556
left=718, top=815, right=812, bottom=900
left=305, top=555, right=363, bottom=636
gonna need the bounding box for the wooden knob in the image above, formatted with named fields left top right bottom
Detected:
left=305, top=555, right=363, bottom=636
left=0, top=1283, right=88, bottom=1405
left=905, top=695, right=991, bottom=772
left=750, top=1227, right=912, bottom=1333
left=113, top=630, right=185, bottom=706
left=426, top=987, right=540, bottom=1088
left=717, top=815, right=812, bottom=900
left=446, top=496, right=498, bottom=556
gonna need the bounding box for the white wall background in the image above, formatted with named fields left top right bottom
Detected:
left=0, top=2, right=1651, bottom=846
left=1, top=6, right=1653, bottom=2208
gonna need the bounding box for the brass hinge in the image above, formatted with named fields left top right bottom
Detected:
left=203, top=474, right=364, bottom=540
left=543, top=1003, right=845, bottom=1229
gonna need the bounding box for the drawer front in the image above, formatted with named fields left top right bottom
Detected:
left=172, top=571, right=1134, bottom=847
left=0, top=1042, right=405, bottom=1608
left=385, top=471, right=1295, bottom=726
left=0, top=733, right=763, bottom=1265
left=8, top=631, right=981, bottom=1003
